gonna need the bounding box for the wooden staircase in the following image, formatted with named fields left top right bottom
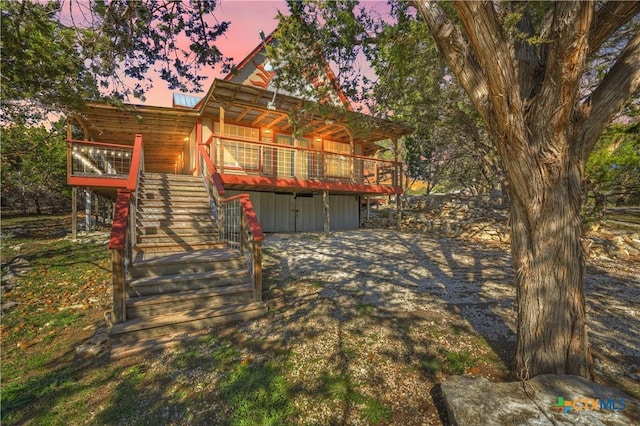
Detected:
left=108, top=173, right=267, bottom=356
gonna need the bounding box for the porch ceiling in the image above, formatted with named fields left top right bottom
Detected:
left=200, top=79, right=413, bottom=150
left=73, top=103, right=199, bottom=174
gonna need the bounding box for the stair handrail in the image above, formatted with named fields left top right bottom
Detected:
left=198, top=143, right=264, bottom=301
left=107, top=134, right=144, bottom=324
left=198, top=143, right=226, bottom=240
left=221, top=194, right=265, bottom=301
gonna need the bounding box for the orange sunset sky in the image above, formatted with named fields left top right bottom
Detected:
left=140, top=0, right=287, bottom=107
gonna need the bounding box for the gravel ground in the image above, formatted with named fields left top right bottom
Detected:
left=221, top=229, right=639, bottom=424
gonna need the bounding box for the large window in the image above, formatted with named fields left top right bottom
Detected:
left=324, top=140, right=351, bottom=179
left=214, top=123, right=259, bottom=141
left=214, top=123, right=260, bottom=171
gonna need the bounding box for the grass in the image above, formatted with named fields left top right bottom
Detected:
left=320, top=372, right=391, bottom=424
left=444, top=350, right=478, bottom=375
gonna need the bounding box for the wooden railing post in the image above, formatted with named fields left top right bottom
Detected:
left=112, top=248, right=126, bottom=323
left=240, top=210, right=248, bottom=255
left=109, top=189, right=131, bottom=325
left=253, top=239, right=263, bottom=301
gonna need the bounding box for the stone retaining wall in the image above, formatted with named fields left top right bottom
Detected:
left=362, top=194, right=640, bottom=260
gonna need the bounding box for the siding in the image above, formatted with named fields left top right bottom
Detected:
left=225, top=190, right=359, bottom=233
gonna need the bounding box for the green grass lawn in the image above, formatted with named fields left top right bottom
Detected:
left=0, top=215, right=299, bottom=425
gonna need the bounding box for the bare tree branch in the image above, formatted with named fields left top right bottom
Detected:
left=588, top=1, right=640, bottom=57
left=409, top=1, right=494, bottom=134
left=579, top=28, right=640, bottom=159
left=454, top=2, right=523, bottom=131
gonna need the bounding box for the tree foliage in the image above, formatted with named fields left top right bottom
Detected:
left=1, top=121, right=69, bottom=214
left=585, top=120, right=640, bottom=209
left=1, top=0, right=231, bottom=123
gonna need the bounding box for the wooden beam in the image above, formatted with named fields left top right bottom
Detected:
left=219, top=174, right=401, bottom=195
left=251, top=110, right=273, bottom=126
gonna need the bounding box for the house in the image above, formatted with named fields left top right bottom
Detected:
left=66, top=34, right=412, bottom=353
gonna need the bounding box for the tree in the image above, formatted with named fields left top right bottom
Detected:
left=1, top=121, right=69, bottom=214
left=411, top=1, right=640, bottom=379
left=272, top=0, right=640, bottom=378
left=1, top=0, right=231, bottom=123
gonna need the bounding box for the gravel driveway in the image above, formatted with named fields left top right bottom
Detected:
left=232, top=229, right=640, bottom=424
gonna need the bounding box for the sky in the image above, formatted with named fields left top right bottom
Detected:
left=141, top=0, right=288, bottom=107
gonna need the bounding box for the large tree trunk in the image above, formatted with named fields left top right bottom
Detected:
left=509, top=150, right=591, bottom=378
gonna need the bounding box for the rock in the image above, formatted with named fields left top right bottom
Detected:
left=1, top=272, right=19, bottom=286
left=77, top=328, right=110, bottom=359
left=90, top=329, right=109, bottom=346
left=50, top=229, right=70, bottom=238
left=1, top=283, right=16, bottom=294
left=76, top=342, right=104, bottom=358
left=441, top=374, right=639, bottom=426
left=5, top=257, right=32, bottom=277
left=1, top=301, right=18, bottom=312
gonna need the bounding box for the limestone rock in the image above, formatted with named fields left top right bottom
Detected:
left=76, top=342, right=104, bottom=358
left=441, top=374, right=639, bottom=426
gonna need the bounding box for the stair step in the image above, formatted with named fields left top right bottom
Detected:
left=136, top=208, right=213, bottom=214
left=137, top=206, right=212, bottom=213
left=128, top=268, right=250, bottom=296
left=142, top=173, right=202, bottom=182
left=136, top=233, right=219, bottom=245
left=130, top=249, right=244, bottom=277
left=136, top=222, right=217, bottom=232
left=133, top=241, right=225, bottom=255
left=126, top=284, right=254, bottom=319
left=138, top=198, right=210, bottom=204
left=139, top=179, right=204, bottom=187
left=139, top=193, right=210, bottom=202
left=109, top=301, right=268, bottom=344
left=138, top=226, right=217, bottom=236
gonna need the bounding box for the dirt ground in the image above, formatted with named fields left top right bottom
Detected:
left=226, top=229, right=639, bottom=424
left=2, top=217, right=638, bottom=424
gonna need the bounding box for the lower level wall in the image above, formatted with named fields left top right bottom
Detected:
left=225, top=190, right=359, bottom=233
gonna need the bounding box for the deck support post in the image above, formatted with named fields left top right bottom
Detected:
left=367, top=196, right=371, bottom=220
left=396, top=194, right=402, bottom=231
left=112, top=248, right=126, bottom=324
left=323, top=190, right=330, bottom=236
left=85, top=189, right=92, bottom=231
left=71, top=187, right=78, bottom=240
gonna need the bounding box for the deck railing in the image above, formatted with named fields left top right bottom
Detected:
left=212, top=135, right=401, bottom=188
left=107, top=134, right=144, bottom=324
left=199, top=144, right=264, bottom=301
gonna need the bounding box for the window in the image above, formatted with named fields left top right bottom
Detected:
left=214, top=123, right=259, bottom=141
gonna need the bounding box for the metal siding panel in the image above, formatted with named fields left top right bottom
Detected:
left=314, top=194, right=324, bottom=230
left=295, top=196, right=318, bottom=232
left=330, top=195, right=358, bottom=230
left=274, top=194, right=294, bottom=232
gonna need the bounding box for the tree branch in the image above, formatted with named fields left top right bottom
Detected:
left=409, top=1, right=493, bottom=133
left=588, top=1, right=640, bottom=58
left=579, top=28, right=640, bottom=160
left=454, top=1, right=523, bottom=132
left=528, top=2, right=592, bottom=143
